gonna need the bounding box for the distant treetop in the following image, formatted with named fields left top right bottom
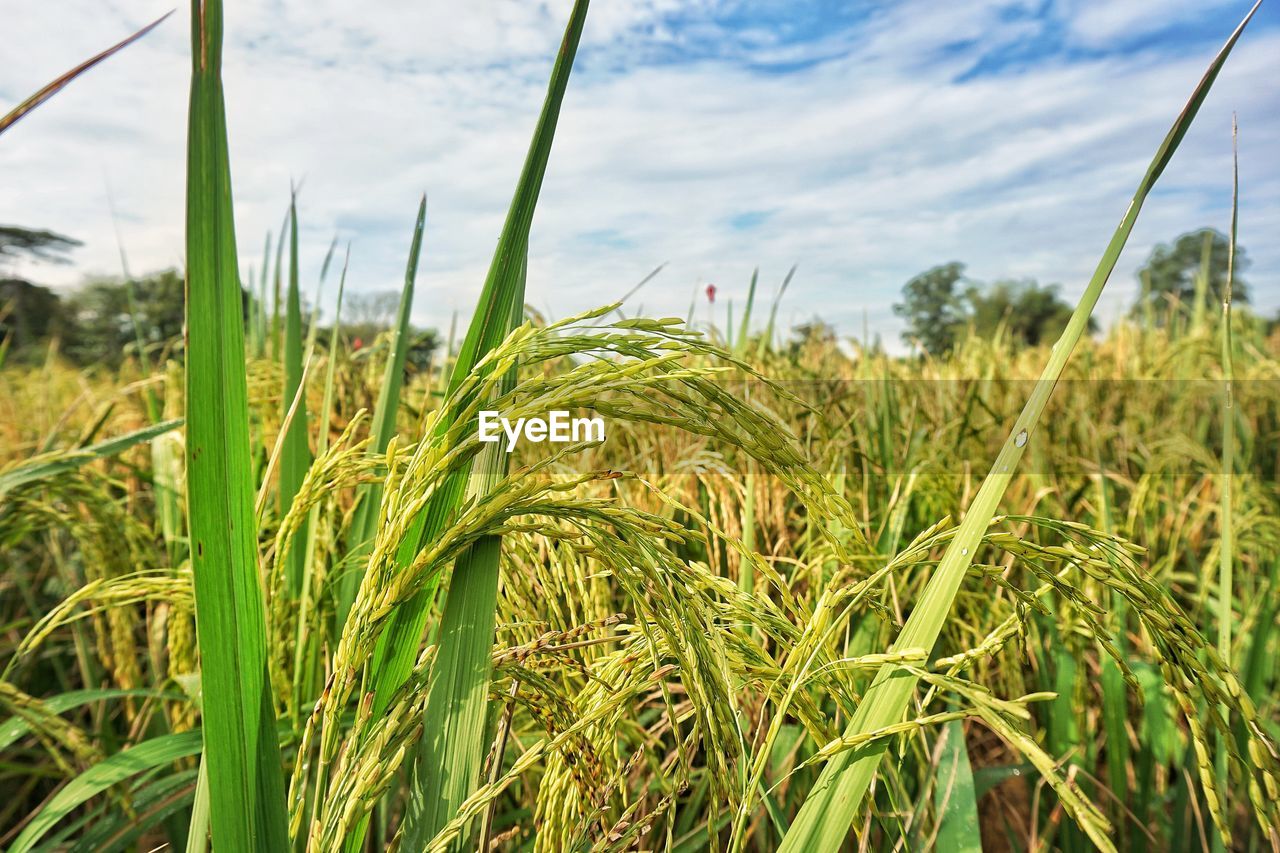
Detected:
left=0, top=226, right=82, bottom=270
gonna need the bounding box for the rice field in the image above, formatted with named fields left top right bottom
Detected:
left=2, top=1, right=1278, bottom=851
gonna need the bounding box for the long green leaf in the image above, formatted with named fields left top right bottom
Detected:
left=71, top=769, right=199, bottom=853
left=758, top=263, right=796, bottom=360
left=403, top=264, right=525, bottom=850
left=335, top=197, right=427, bottom=631
left=184, top=0, right=289, bottom=848
left=356, top=3, right=590, bottom=848
left=254, top=232, right=272, bottom=358
left=0, top=13, right=171, bottom=138
left=292, top=247, right=350, bottom=716
left=934, top=720, right=981, bottom=853
left=186, top=756, right=212, bottom=853
left=734, top=266, right=758, bottom=358
left=0, top=418, right=182, bottom=500
left=362, top=0, right=589, bottom=721
left=9, top=730, right=203, bottom=853
left=778, top=7, right=1261, bottom=850
left=1212, top=113, right=1239, bottom=853
left=281, top=193, right=312, bottom=597
left=0, top=688, right=182, bottom=751
left=271, top=207, right=288, bottom=361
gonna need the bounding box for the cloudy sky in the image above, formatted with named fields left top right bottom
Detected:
left=2, top=0, right=1276, bottom=348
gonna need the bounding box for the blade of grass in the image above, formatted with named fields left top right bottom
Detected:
left=303, top=235, right=338, bottom=366
left=292, top=247, right=350, bottom=717
left=735, top=266, right=758, bottom=359
left=8, top=730, right=203, bottom=853
left=612, top=262, right=667, bottom=320
left=362, top=0, right=589, bottom=719
left=332, top=200, right=428, bottom=853
left=254, top=357, right=313, bottom=522
left=778, top=7, right=1261, bottom=851
left=281, top=192, right=312, bottom=597
left=335, top=197, right=427, bottom=631
left=184, top=0, right=289, bottom=848
left=934, top=720, right=981, bottom=853
left=437, top=309, right=459, bottom=398
left=1094, top=464, right=1130, bottom=837
left=0, top=688, right=181, bottom=750
left=271, top=206, right=288, bottom=362
left=360, top=3, right=590, bottom=848
left=186, top=756, right=211, bottom=853
left=0, top=12, right=171, bottom=137
left=256, top=232, right=272, bottom=359
left=757, top=263, right=796, bottom=360
left=402, top=263, right=525, bottom=850
left=1212, top=113, right=1239, bottom=853
left=0, top=418, right=182, bottom=500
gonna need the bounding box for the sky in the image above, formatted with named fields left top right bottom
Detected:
left=1, top=0, right=1277, bottom=350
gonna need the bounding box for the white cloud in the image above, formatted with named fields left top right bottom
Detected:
left=1063, top=0, right=1241, bottom=48
left=1, top=0, right=1275, bottom=353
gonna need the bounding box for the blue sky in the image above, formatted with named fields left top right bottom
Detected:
left=2, top=1, right=1276, bottom=350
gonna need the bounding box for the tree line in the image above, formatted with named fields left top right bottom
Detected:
left=894, top=228, right=1253, bottom=355
left=0, top=224, right=1265, bottom=365
left=0, top=225, right=437, bottom=368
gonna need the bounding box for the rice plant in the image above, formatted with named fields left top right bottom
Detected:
left=2, top=1, right=1278, bottom=851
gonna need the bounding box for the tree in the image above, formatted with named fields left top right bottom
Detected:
left=64, top=269, right=192, bottom=366
left=897, top=265, right=1094, bottom=352
left=345, top=290, right=401, bottom=326
left=787, top=318, right=838, bottom=360
left=0, top=279, right=72, bottom=357
left=968, top=279, right=1092, bottom=347
left=0, top=226, right=82, bottom=271
left=404, top=330, right=441, bottom=377
left=1134, top=228, right=1250, bottom=318
left=0, top=227, right=81, bottom=361
left=894, top=262, right=969, bottom=356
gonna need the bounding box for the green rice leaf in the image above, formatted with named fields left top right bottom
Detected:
left=9, top=730, right=203, bottom=853
left=364, top=3, right=590, bottom=847
left=0, top=13, right=171, bottom=138
left=934, top=720, right=981, bottom=853
left=778, top=6, right=1262, bottom=850
left=281, top=193, right=312, bottom=597
left=403, top=264, right=526, bottom=850
left=0, top=419, right=182, bottom=500
left=362, top=0, right=589, bottom=728
left=335, top=197, right=427, bottom=631
left=734, top=267, right=758, bottom=358
left=758, top=263, right=796, bottom=360
left=0, top=688, right=182, bottom=752
left=184, top=0, right=290, bottom=848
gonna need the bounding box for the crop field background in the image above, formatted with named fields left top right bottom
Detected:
left=2, top=1, right=1279, bottom=851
